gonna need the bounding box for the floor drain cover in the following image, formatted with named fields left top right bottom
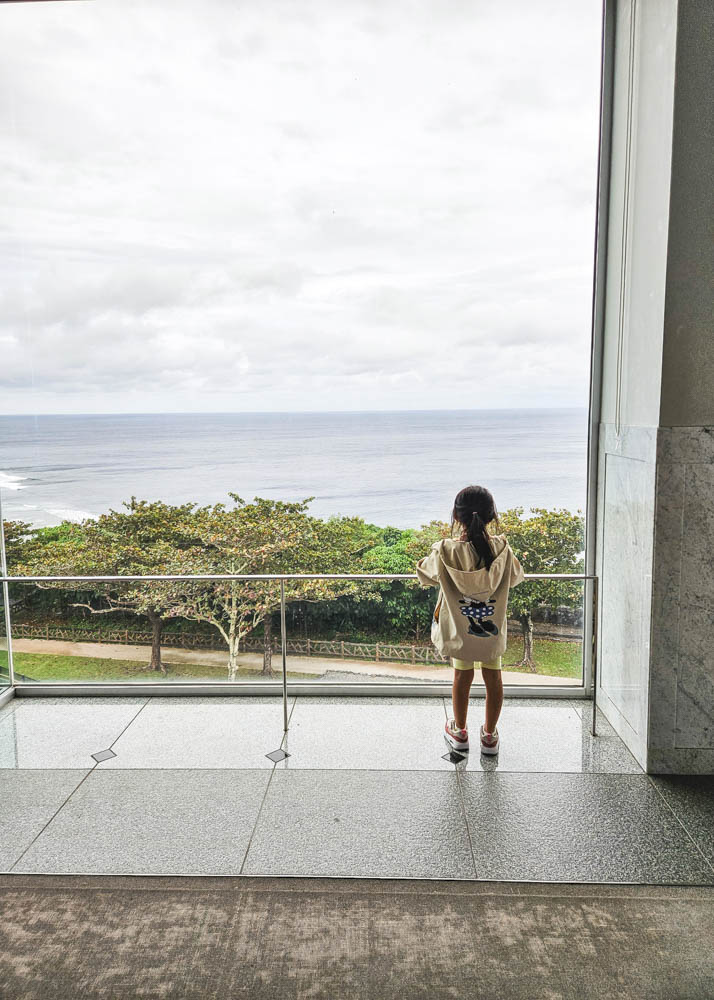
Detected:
left=441, top=750, right=466, bottom=763
left=91, top=748, right=117, bottom=763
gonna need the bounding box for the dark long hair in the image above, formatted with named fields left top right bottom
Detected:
left=451, top=485, right=500, bottom=569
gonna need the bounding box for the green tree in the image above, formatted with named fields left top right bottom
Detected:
left=16, top=499, right=204, bottom=673
left=1, top=520, right=36, bottom=569
left=404, top=521, right=451, bottom=559
left=162, top=496, right=375, bottom=679
left=359, top=526, right=437, bottom=640
left=498, top=507, right=584, bottom=670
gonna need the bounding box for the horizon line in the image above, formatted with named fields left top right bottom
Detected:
left=0, top=404, right=589, bottom=418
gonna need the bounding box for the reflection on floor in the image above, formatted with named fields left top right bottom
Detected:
left=0, top=695, right=712, bottom=883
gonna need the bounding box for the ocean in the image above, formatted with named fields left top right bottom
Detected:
left=0, top=409, right=588, bottom=530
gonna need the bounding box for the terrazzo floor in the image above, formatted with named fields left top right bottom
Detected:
left=0, top=694, right=712, bottom=883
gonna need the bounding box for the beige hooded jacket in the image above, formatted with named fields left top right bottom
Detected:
left=415, top=535, right=525, bottom=661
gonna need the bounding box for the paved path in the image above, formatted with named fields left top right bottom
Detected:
left=10, top=637, right=578, bottom=686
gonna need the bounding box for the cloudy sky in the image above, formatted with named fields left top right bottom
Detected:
left=0, top=0, right=602, bottom=415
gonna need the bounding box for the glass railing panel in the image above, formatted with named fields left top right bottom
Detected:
left=503, top=578, right=584, bottom=687
left=8, top=575, right=586, bottom=687
left=10, top=578, right=330, bottom=686
left=9, top=580, right=166, bottom=685
left=284, top=578, right=447, bottom=686
left=9, top=579, right=254, bottom=685
left=10, top=577, right=448, bottom=686
left=282, top=576, right=585, bottom=687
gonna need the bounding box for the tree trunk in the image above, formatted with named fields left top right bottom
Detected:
left=228, top=644, right=239, bottom=681
left=262, top=613, right=274, bottom=677
left=146, top=609, right=166, bottom=674
left=515, top=612, right=536, bottom=672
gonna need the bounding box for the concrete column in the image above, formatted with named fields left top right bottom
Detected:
left=596, top=0, right=713, bottom=772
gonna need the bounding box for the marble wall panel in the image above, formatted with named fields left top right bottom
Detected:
left=599, top=447, right=655, bottom=750
left=680, top=463, right=714, bottom=609
left=649, top=426, right=714, bottom=768
left=676, top=603, right=714, bottom=749
left=657, top=426, right=714, bottom=465
left=602, top=422, right=658, bottom=462
left=647, top=746, right=714, bottom=774
left=585, top=422, right=712, bottom=770
left=648, top=460, right=685, bottom=749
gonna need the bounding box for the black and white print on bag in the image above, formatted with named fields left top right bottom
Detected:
left=459, top=597, right=498, bottom=636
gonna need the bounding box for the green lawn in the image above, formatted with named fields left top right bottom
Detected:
left=502, top=637, right=582, bottom=678
left=11, top=653, right=321, bottom=683
left=395, top=637, right=581, bottom=679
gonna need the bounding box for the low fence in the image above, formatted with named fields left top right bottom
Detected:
left=11, top=623, right=226, bottom=651
left=10, top=622, right=447, bottom=665
left=9, top=620, right=582, bottom=666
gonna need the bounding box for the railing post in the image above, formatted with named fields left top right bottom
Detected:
left=375, top=642, right=380, bottom=662
left=280, top=579, right=288, bottom=733
left=341, top=640, right=344, bottom=659
left=591, top=575, right=599, bottom=737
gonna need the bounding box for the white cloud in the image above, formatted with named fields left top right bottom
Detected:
left=0, top=0, right=602, bottom=414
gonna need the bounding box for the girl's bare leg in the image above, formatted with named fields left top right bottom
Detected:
left=452, top=668, right=474, bottom=730
left=481, top=667, right=503, bottom=733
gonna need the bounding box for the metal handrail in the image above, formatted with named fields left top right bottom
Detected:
left=1, top=571, right=599, bottom=737
left=1, top=573, right=594, bottom=582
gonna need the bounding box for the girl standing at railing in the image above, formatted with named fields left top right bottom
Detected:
left=415, top=485, right=524, bottom=755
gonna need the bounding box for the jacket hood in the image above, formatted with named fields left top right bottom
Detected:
left=438, top=536, right=510, bottom=597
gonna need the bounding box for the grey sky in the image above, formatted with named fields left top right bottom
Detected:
left=0, top=0, right=602, bottom=415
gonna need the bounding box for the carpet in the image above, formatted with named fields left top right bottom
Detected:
left=0, top=875, right=712, bottom=999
